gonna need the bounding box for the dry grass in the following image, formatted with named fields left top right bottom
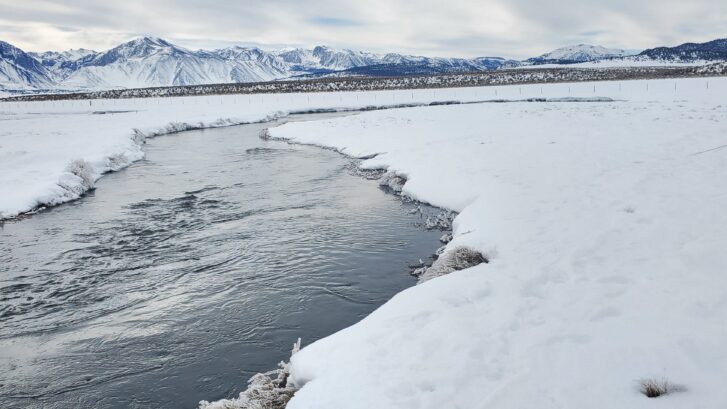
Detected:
left=640, top=377, right=682, bottom=398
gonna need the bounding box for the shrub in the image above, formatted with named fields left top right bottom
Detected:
left=199, top=339, right=302, bottom=409
left=640, top=377, right=678, bottom=398
left=66, top=159, right=95, bottom=190
left=416, top=246, right=488, bottom=282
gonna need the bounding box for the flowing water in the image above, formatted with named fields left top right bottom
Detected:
left=0, top=114, right=443, bottom=408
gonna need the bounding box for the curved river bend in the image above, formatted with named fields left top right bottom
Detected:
left=0, top=115, right=442, bottom=408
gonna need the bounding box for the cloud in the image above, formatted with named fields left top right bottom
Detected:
left=0, top=0, right=724, bottom=58
left=308, top=16, right=364, bottom=27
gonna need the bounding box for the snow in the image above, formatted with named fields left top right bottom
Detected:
left=534, top=44, right=633, bottom=61
left=262, top=76, right=727, bottom=409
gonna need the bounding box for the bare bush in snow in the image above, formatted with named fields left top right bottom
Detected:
left=378, top=171, right=407, bottom=193
left=66, top=159, right=95, bottom=190
left=346, top=162, right=386, bottom=180
left=259, top=129, right=273, bottom=140
left=639, top=377, right=684, bottom=398
left=106, top=153, right=129, bottom=171
left=132, top=128, right=147, bottom=145
left=425, top=210, right=456, bottom=230
left=199, top=339, right=302, bottom=409
left=416, top=246, right=488, bottom=282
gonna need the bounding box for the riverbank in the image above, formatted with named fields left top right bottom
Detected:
left=2, top=79, right=681, bottom=221
left=259, top=76, right=727, bottom=409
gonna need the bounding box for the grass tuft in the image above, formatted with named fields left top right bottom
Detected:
left=639, top=378, right=672, bottom=398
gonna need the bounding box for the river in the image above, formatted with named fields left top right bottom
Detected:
left=0, top=114, right=443, bottom=408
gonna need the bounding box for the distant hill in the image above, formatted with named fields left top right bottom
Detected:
left=527, top=44, right=634, bottom=65
left=638, top=38, right=727, bottom=61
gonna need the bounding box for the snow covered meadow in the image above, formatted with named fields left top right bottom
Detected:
left=1, top=78, right=720, bottom=220
left=1, top=76, right=726, bottom=408
left=261, top=77, right=727, bottom=409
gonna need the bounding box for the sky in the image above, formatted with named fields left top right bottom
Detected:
left=0, top=0, right=724, bottom=58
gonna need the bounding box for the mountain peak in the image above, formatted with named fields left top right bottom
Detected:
left=530, top=44, right=628, bottom=63
left=82, top=36, right=183, bottom=67
left=129, top=36, right=171, bottom=47
left=0, top=40, right=23, bottom=56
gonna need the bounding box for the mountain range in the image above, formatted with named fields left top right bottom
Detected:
left=1, top=37, right=725, bottom=94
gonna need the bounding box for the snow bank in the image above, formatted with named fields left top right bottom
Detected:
left=265, top=76, right=727, bottom=409
left=0, top=107, right=284, bottom=219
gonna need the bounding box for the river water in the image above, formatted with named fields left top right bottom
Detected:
left=0, top=115, right=442, bottom=408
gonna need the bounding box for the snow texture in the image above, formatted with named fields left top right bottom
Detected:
left=263, top=76, right=727, bottom=409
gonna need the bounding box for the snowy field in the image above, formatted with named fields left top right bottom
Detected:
left=1, top=77, right=725, bottom=408
left=0, top=87, right=469, bottom=219
left=0, top=78, right=721, bottom=220
left=255, top=77, right=726, bottom=409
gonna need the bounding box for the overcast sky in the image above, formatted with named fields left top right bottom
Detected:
left=0, top=0, right=724, bottom=58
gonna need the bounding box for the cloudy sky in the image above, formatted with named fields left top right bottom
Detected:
left=0, top=0, right=724, bottom=58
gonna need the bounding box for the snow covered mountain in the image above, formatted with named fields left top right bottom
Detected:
left=28, top=48, right=98, bottom=83
left=1, top=36, right=725, bottom=94
left=57, top=37, right=294, bottom=89
left=316, top=56, right=518, bottom=78
left=0, top=37, right=520, bottom=93
left=0, top=41, right=54, bottom=91
left=527, top=44, right=633, bottom=64
left=638, top=38, right=727, bottom=61
left=273, top=46, right=383, bottom=75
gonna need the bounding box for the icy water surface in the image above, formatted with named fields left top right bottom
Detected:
left=0, top=115, right=442, bottom=408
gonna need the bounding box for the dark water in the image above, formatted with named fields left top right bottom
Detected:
left=0, top=115, right=442, bottom=408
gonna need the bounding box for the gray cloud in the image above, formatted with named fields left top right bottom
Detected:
left=0, top=0, right=724, bottom=58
